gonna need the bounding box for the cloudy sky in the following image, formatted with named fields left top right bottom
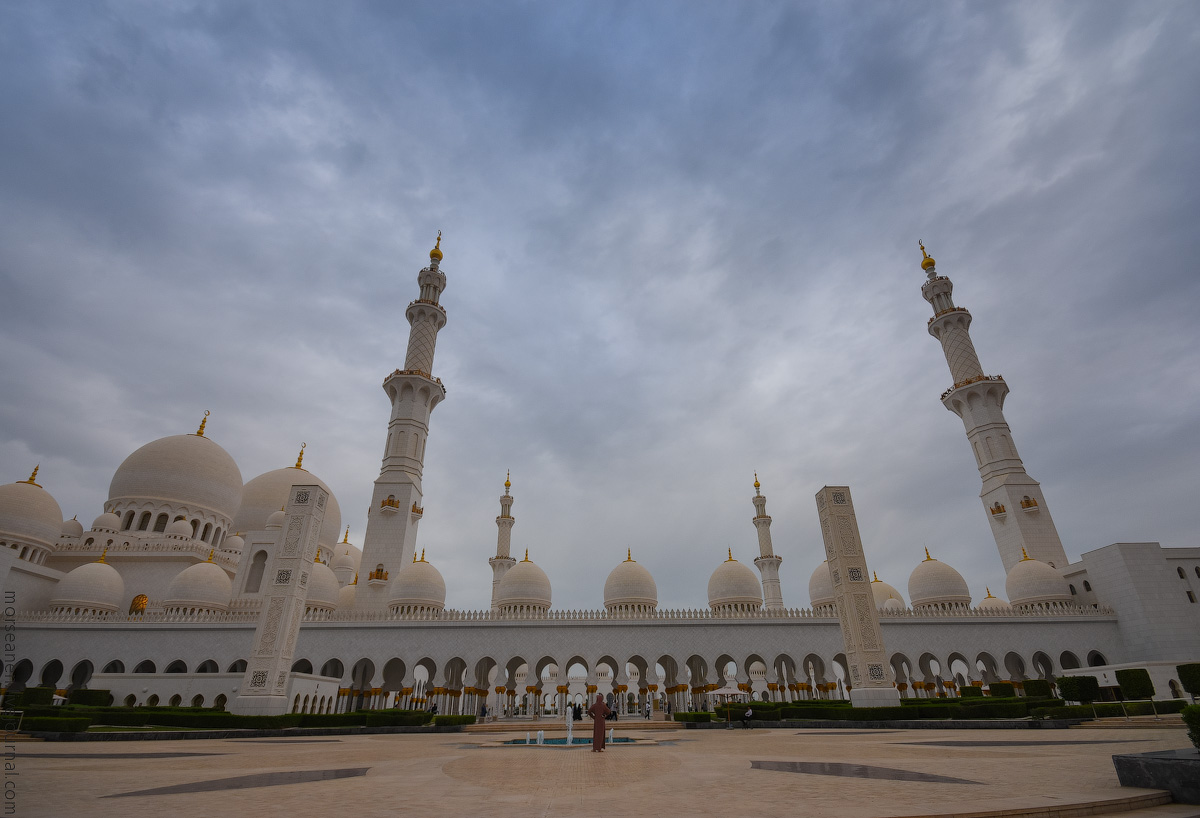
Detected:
left=2, top=1, right=1198, bottom=612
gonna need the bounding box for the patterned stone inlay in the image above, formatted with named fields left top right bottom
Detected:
left=104, top=767, right=370, bottom=797
left=750, top=760, right=981, bottom=785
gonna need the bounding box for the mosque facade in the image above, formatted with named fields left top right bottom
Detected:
left=3, top=239, right=1198, bottom=716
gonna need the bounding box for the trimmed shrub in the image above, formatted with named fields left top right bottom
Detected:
left=297, top=712, right=367, bottom=728
left=916, top=705, right=959, bottom=719
left=714, top=705, right=780, bottom=721
left=958, top=686, right=984, bottom=698
left=1177, top=664, right=1200, bottom=698
left=968, top=702, right=1027, bottom=719
left=1022, top=679, right=1052, bottom=698
left=1031, top=700, right=1188, bottom=720
left=1115, top=668, right=1155, bottom=700
left=987, top=682, right=1015, bottom=698
left=432, top=714, right=475, bottom=727
left=843, top=706, right=906, bottom=721
left=1182, top=705, right=1200, bottom=751
left=22, top=716, right=91, bottom=733
left=1057, top=676, right=1100, bottom=705
left=19, top=687, right=56, bottom=706
left=68, top=689, right=113, bottom=707
left=365, top=710, right=432, bottom=727
left=672, top=712, right=712, bottom=723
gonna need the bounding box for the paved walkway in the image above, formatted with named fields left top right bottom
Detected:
left=19, top=724, right=1198, bottom=818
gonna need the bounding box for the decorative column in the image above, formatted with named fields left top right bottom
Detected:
left=489, top=472, right=517, bottom=612
left=814, top=485, right=900, bottom=708
left=231, top=484, right=328, bottom=715
left=357, top=234, right=450, bottom=609
left=750, top=473, right=784, bottom=611
left=919, top=243, right=1068, bottom=572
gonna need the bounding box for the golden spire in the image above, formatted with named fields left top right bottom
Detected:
left=208, top=550, right=215, bottom=562
left=352, top=572, right=358, bottom=585
left=23, top=465, right=40, bottom=487
left=626, top=548, right=633, bottom=562
left=420, top=548, right=426, bottom=562
left=523, top=548, right=530, bottom=562
left=315, top=552, right=322, bottom=564
left=293, top=442, right=306, bottom=469
left=430, top=230, right=443, bottom=262
left=1020, top=547, right=1032, bottom=561
left=413, top=552, right=418, bottom=563
left=924, top=546, right=933, bottom=561
left=919, top=240, right=936, bottom=271
left=342, top=526, right=350, bottom=543
left=97, top=547, right=109, bottom=564
left=872, top=571, right=880, bottom=582
left=726, top=548, right=734, bottom=562
left=504, top=470, right=511, bottom=491
left=753, top=472, right=760, bottom=494
left=984, top=587, right=994, bottom=598
left=195, top=410, right=210, bottom=437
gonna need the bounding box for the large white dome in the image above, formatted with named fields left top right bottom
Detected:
left=603, top=551, right=658, bottom=612
left=164, top=558, right=232, bottom=612
left=808, top=561, right=835, bottom=608
left=108, top=433, right=243, bottom=521
left=388, top=552, right=446, bottom=612
left=306, top=559, right=341, bottom=612
left=51, top=557, right=125, bottom=613
left=231, top=464, right=341, bottom=547
left=495, top=552, right=552, bottom=611
left=1006, top=552, right=1071, bottom=607
left=707, top=551, right=762, bottom=610
left=0, top=473, right=63, bottom=548
left=870, top=574, right=905, bottom=609
left=907, top=550, right=971, bottom=608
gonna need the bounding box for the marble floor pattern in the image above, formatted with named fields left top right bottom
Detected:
left=20, top=724, right=1197, bottom=818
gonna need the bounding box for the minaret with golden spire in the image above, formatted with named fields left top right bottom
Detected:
left=489, top=470, right=518, bottom=612
left=751, top=473, right=785, bottom=611
left=919, top=242, right=1067, bottom=573
left=356, top=232, right=451, bottom=610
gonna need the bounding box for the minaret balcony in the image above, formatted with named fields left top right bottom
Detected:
left=380, top=496, right=401, bottom=514
left=927, top=306, right=969, bottom=326
left=410, top=503, right=424, bottom=517
left=367, top=568, right=389, bottom=585
left=940, top=374, right=1006, bottom=401
left=988, top=502, right=1007, bottom=520
left=1020, top=496, right=1040, bottom=513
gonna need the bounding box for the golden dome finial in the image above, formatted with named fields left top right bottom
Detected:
left=97, top=547, right=109, bottom=564
left=985, top=586, right=994, bottom=598
left=420, top=548, right=426, bottom=562
left=293, top=442, right=306, bottom=469
left=924, top=546, right=933, bottom=561
left=1021, top=547, right=1031, bottom=561
left=626, top=548, right=633, bottom=562
left=919, top=240, right=936, bottom=271
left=352, top=572, right=358, bottom=585
left=413, top=552, right=418, bottom=563
left=753, top=472, right=760, bottom=493
left=23, top=465, right=40, bottom=486
left=872, top=571, right=880, bottom=582
left=208, top=550, right=216, bottom=562
left=523, top=548, right=530, bottom=562
left=195, top=410, right=210, bottom=437
left=314, top=552, right=322, bottom=564
left=430, top=230, right=443, bottom=262
left=343, top=526, right=350, bottom=544
left=726, top=547, right=734, bottom=562
left=505, top=470, right=511, bottom=491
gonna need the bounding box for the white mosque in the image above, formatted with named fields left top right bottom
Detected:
left=2, top=237, right=1198, bottom=717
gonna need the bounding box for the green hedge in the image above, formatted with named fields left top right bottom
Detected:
left=1177, top=664, right=1200, bottom=697
left=714, top=705, right=781, bottom=721
left=1022, top=680, right=1052, bottom=698
left=987, top=682, right=1015, bottom=698
left=958, top=686, right=984, bottom=698
left=1115, top=668, right=1155, bottom=700
left=67, top=689, right=113, bottom=707
left=432, top=714, right=476, bottom=727
left=297, top=712, right=367, bottom=727
left=1031, top=700, right=1189, bottom=720
left=672, top=712, right=712, bottom=723
left=18, top=687, right=56, bottom=706
left=1058, top=676, right=1100, bottom=704
left=365, top=710, right=432, bottom=727
left=22, top=716, right=91, bottom=733
left=1182, top=705, right=1200, bottom=750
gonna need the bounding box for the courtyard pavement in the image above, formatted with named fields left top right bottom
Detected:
left=17, top=722, right=1199, bottom=818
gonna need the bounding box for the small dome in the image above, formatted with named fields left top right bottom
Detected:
left=870, top=574, right=905, bottom=609
left=91, top=511, right=122, bottom=532
left=808, top=561, right=835, bottom=608
left=221, top=534, right=245, bottom=553
left=388, top=553, right=446, bottom=612
left=60, top=517, right=84, bottom=539
left=164, top=558, right=232, bottom=612
left=333, top=548, right=357, bottom=571
left=0, top=475, right=64, bottom=548
left=108, top=433, right=243, bottom=522
left=51, top=558, right=125, bottom=613
left=920, top=241, right=936, bottom=271
left=978, top=587, right=1010, bottom=610
left=1005, top=552, right=1070, bottom=607
left=165, top=518, right=193, bottom=537
left=603, top=551, right=658, bottom=611
left=232, top=464, right=341, bottom=547
left=883, top=597, right=904, bottom=611
left=707, top=551, right=762, bottom=610
left=265, top=509, right=287, bottom=529
left=495, top=552, right=552, bottom=611
left=429, top=232, right=443, bottom=262
left=306, top=560, right=341, bottom=611
left=338, top=579, right=357, bottom=609
left=908, top=550, right=971, bottom=608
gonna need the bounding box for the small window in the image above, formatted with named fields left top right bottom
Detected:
left=1195, top=566, right=1200, bottom=578
left=1069, top=585, right=1077, bottom=595
left=1083, top=581, right=1092, bottom=592
left=1188, top=591, right=1196, bottom=604
left=1179, top=567, right=1187, bottom=579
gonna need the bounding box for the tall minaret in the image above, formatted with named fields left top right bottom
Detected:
left=489, top=471, right=517, bottom=612
left=751, top=473, right=784, bottom=611
left=355, top=233, right=449, bottom=609
left=920, top=242, right=1068, bottom=573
